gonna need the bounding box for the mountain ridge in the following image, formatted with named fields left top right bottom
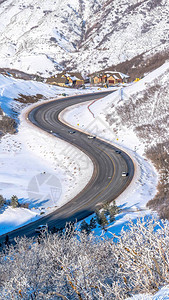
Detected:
left=0, top=0, right=168, bottom=76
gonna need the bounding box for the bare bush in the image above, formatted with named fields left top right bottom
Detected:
left=0, top=108, right=16, bottom=136
left=0, top=195, right=5, bottom=208
left=146, top=142, right=169, bottom=219
left=14, top=93, right=45, bottom=104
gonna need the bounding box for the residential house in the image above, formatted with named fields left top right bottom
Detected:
left=66, top=73, right=84, bottom=86
left=90, top=71, right=130, bottom=86
left=92, top=74, right=102, bottom=84
left=105, top=72, right=122, bottom=85
left=46, top=74, right=68, bottom=86
left=105, top=71, right=129, bottom=85
left=46, top=72, right=84, bottom=87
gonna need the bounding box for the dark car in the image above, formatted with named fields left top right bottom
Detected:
left=68, top=130, right=76, bottom=134
left=115, top=150, right=121, bottom=154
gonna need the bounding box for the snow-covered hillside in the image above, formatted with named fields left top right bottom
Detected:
left=0, top=0, right=168, bottom=76
left=62, top=62, right=169, bottom=220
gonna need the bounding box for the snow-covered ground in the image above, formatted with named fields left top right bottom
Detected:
left=62, top=61, right=169, bottom=155
left=127, top=285, right=169, bottom=300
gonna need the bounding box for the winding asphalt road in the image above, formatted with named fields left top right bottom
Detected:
left=0, top=91, right=134, bottom=243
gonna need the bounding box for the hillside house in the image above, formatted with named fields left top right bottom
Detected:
left=92, top=74, right=102, bottom=84
left=90, top=71, right=129, bottom=85
left=46, top=74, right=68, bottom=86
left=46, top=72, right=84, bottom=87
left=106, top=72, right=122, bottom=85
left=66, top=73, right=84, bottom=86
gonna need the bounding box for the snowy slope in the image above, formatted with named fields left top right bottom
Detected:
left=127, top=285, right=169, bottom=300
left=61, top=63, right=169, bottom=227
left=62, top=62, right=169, bottom=155
left=0, top=0, right=168, bottom=76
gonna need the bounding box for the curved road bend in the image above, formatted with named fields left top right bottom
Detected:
left=0, top=91, right=134, bottom=243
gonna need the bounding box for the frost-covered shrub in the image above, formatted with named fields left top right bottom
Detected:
left=1, top=218, right=169, bottom=299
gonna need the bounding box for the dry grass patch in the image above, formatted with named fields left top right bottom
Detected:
left=146, top=142, right=169, bottom=219
left=14, top=93, right=45, bottom=104
left=0, top=108, right=16, bottom=136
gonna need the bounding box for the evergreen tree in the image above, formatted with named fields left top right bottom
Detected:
left=102, top=202, right=111, bottom=216
left=102, top=201, right=120, bottom=223
left=89, top=217, right=97, bottom=230
left=11, top=195, right=19, bottom=208
left=0, top=195, right=5, bottom=208
left=80, top=220, right=91, bottom=234
left=95, top=209, right=108, bottom=230
left=109, top=201, right=120, bottom=223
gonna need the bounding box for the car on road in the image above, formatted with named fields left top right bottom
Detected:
left=35, top=225, right=48, bottom=233
left=87, top=135, right=96, bottom=139
left=122, top=172, right=128, bottom=177
left=68, top=130, right=76, bottom=134
left=115, top=150, right=121, bottom=154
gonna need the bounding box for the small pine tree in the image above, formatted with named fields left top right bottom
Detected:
left=102, top=202, right=111, bottom=216
left=80, top=220, right=91, bottom=234
left=100, top=212, right=108, bottom=230
left=109, top=201, right=120, bottom=223
left=0, top=195, right=5, bottom=208
left=11, top=195, right=19, bottom=208
left=89, top=217, right=97, bottom=230
left=102, top=201, right=120, bottom=224
left=95, top=210, right=108, bottom=230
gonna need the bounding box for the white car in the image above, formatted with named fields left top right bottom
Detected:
left=122, top=172, right=128, bottom=177
left=68, top=130, right=76, bottom=134
left=35, top=225, right=48, bottom=233
left=87, top=135, right=96, bottom=139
